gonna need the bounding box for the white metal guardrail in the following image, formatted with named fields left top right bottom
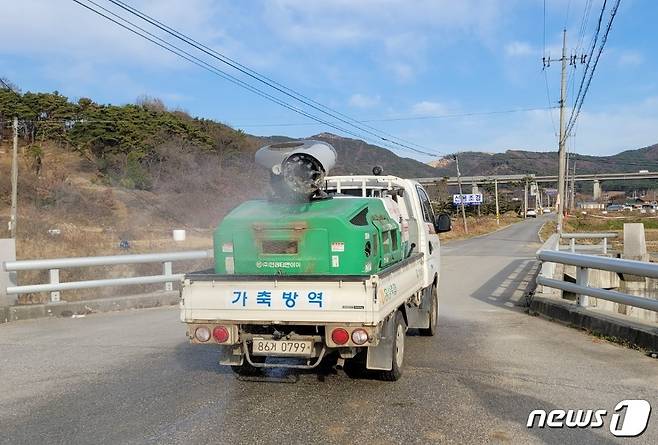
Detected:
left=559, top=232, right=617, bottom=254
left=536, top=249, right=658, bottom=313
left=2, top=250, right=213, bottom=302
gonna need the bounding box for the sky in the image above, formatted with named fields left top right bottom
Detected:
left=1, top=0, right=656, bottom=162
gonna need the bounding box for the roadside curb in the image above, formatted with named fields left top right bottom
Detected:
left=537, top=219, right=552, bottom=243
left=0, top=291, right=179, bottom=324
left=529, top=294, right=658, bottom=351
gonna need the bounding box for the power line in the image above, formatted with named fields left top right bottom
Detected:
left=101, top=0, right=442, bottom=157
left=564, top=0, right=621, bottom=141
left=0, top=78, right=12, bottom=91
left=543, top=72, right=558, bottom=138
left=71, top=0, right=442, bottom=158
left=7, top=117, right=658, bottom=170
left=575, top=0, right=594, bottom=53
left=563, top=0, right=573, bottom=29
left=543, top=0, right=548, bottom=58
left=1, top=105, right=557, bottom=128
left=0, top=77, right=21, bottom=97
left=542, top=0, right=558, bottom=138
left=230, top=106, right=557, bottom=127
left=564, top=0, right=608, bottom=141
left=566, top=0, right=593, bottom=107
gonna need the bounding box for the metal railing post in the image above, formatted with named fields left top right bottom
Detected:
left=570, top=238, right=576, bottom=253
left=4, top=250, right=212, bottom=297
left=163, top=261, right=173, bottom=291
left=49, top=268, right=61, bottom=302
left=576, top=266, right=589, bottom=307
left=536, top=248, right=658, bottom=312
left=602, top=237, right=608, bottom=254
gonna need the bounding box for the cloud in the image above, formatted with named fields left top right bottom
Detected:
left=410, top=97, right=658, bottom=157
left=348, top=93, right=381, bottom=108
left=505, top=41, right=534, bottom=57
left=0, top=0, right=224, bottom=67
left=389, top=63, right=415, bottom=82
left=412, top=101, right=449, bottom=116
left=564, top=97, right=658, bottom=155
left=261, top=0, right=507, bottom=83
left=617, top=50, right=643, bottom=67
left=0, top=0, right=247, bottom=105
left=262, top=0, right=505, bottom=46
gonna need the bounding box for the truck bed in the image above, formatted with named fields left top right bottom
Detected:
left=180, top=253, right=425, bottom=326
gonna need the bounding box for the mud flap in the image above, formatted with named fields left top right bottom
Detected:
left=405, top=286, right=431, bottom=329
left=219, top=346, right=244, bottom=366
left=366, top=314, right=396, bottom=371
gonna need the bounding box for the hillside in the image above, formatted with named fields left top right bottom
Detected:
left=2, top=87, right=658, bottom=249
left=426, top=144, right=658, bottom=178
left=260, top=132, right=439, bottom=177
left=2, top=85, right=658, bottom=297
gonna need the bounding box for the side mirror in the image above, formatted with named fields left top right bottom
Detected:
left=435, top=213, right=451, bottom=233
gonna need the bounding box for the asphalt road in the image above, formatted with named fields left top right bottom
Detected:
left=1, top=217, right=656, bottom=445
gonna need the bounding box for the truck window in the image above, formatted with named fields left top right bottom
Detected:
left=416, top=185, right=434, bottom=223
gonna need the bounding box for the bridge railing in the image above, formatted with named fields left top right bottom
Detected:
left=559, top=232, right=617, bottom=254
left=2, top=250, right=213, bottom=303
left=536, top=247, right=658, bottom=313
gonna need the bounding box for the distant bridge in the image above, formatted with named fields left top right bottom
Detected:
left=416, top=171, right=658, bottom=186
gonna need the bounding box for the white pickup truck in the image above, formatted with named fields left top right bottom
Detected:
left=180, top=175, right=451, bottom=380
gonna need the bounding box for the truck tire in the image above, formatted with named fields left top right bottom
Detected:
left=419, top=284, right=438, bottom=336
left=379, top=311, right=406, bottom=381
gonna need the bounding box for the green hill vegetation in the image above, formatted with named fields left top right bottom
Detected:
left=428, top=145, right=658, bottom=179
left=0, top=89, right=260, bottom=190
left=2, top=86, right=657, bottom=250
left=4, top=86, right=655, bottom=302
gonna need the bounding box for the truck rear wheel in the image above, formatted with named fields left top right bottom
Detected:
left=379, top=311, right=405, bottom=381
left=419, top=284, right=438, bottom=336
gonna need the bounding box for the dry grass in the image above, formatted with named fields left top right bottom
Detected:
left=539, top=220, right=557, bottom=242
left=545, top=213, right=658, bottom=253
left=14, top=222, right=214, bottom=304
left=440, top=213, right=521, bottom=242
left=0, top=143, right=252, bottom=304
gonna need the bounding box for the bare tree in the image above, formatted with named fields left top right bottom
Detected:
left=135, top=94, right=166, bottom=112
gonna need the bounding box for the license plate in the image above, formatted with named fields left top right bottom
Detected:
left=252, top=338, right=313, bottom=357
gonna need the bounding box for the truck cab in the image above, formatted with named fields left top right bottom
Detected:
left=323, top=175, right=441, bottom=291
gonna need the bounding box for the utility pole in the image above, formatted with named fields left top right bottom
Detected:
left=454, top=154, right=468, bottom=233
left=556, top=29, right=568, bottom=231
left=570, top=159, right=577, bottom=211
left=565, top=153, right=570, bottom=213
left=10, top=117, right=18, bottom=238
left=523, top=179, right=529, bottom=219
left=543, top=29, right=585, bottom=232
left=494, top=179, right=500, bottom=225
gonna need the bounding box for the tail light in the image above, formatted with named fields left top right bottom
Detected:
left=331, top=328, right=350, bottom=345
left=194, top=326, right=211, bottom=342
left=213, top=326, right=230, bottom=343
left=351, top=328, right=369, bottom=345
